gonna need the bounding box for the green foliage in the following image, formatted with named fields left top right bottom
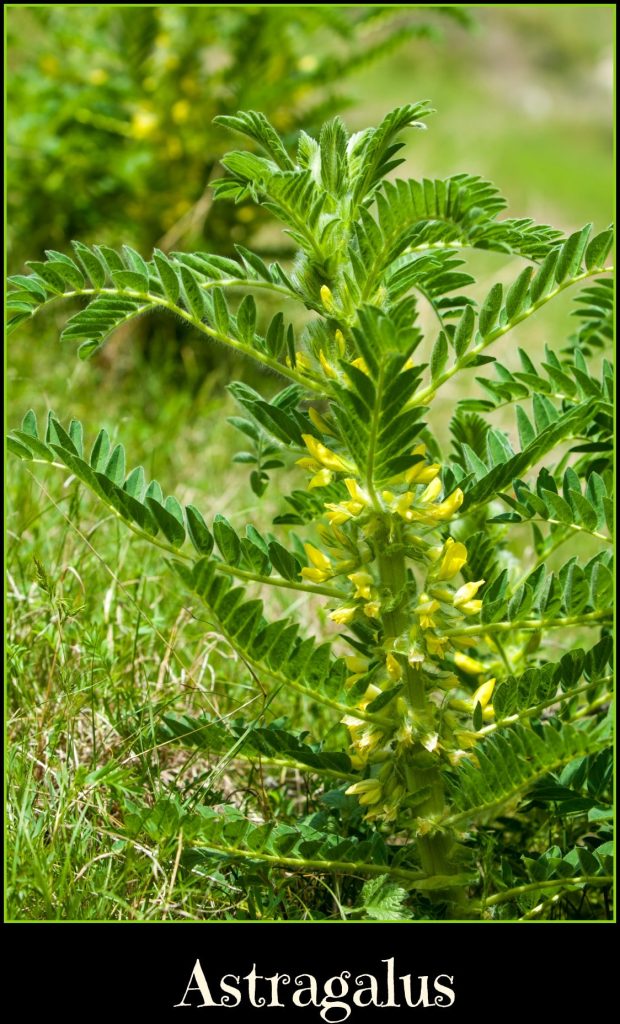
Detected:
left=7, top=101, right=614, bottom=921
left=8, top=5, right=463, bottom=263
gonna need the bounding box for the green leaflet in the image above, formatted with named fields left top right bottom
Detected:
left=445, top=716, right=613, bottom=825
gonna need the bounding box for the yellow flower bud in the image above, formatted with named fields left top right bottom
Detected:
left=453, top=580, right=485, bottom=606
left=350, top=357, right=370, bottom=376
left=472, top=678, right=496, bottom=710
left=454, top=651, right=485, bottom=675
left=319, top=350, right=338, bottom=379
left=405, top=461, right=441, bottom=485
left=345, top=778, right=383, bottom=805
left=308, top=407, right=335, bottom=436
left=335, top=329, right=346, bottom=355
left=345, top=656, right=368, bottom=674
left=320, top=285, right=335, bottom=312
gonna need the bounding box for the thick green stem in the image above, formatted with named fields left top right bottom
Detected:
left=376, top=529, right=458, bottom=889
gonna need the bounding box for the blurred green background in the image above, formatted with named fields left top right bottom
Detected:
left=7, top=4, right=613, bottom=416
left=6, top=4, right=614, bottom=922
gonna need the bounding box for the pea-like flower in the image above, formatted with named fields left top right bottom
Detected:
left=436, top=538, right=468, bottom=580
left=348, top=570, right=373, bottom=600
left=415, top=593, right=440, bottom=629
left=302, top=434, right=354, bottom=473
left=472, top=677, right=496, bottom=710
left=453, top=579, right=485, bottom=607
left=301, top=542, right=333, bottom=582
left=329, top=605, right=357, bottom=624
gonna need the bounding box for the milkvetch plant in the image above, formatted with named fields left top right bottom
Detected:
left=8, top=103, right=613, bottom=919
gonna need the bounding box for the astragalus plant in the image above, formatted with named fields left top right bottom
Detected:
left=8, top=104, right=614, bottom=920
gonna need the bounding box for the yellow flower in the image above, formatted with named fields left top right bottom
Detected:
left=386, top=652, right=403, bottom=681
left=308, top=468, right=333, bottom=489
left=302, top=568, right=331, bottom=583
left=321, top=501, right=350, bottom=524
left=172, top=99, right=190, bottom=124
left=335, top=329, right=346, bottom=356
left=448, top=745, right=477, bottom=765
left=392, top=491, right=414, bottom=518
left=344, top=478, right=370, bottom=507
left=304, top=543, right=331, bottom=570
left=425, top=633, right=449, bottom=657
left=405, top=459, right=441, bottom=485
left=345, top=778, right=383, bottom=806
left=350, top=357, right=370, bottom=376
left=302, top=435, right=353, bottom=473
left=460, top=599, right=483, bottom=616
left=454, top=652, right=485, bottom=676
left=301, top=543, right=332, bottom=582
left=131, top=108, right=158, bottom=139
left=453, top=580, right=485, bottom=607
left=363, top=601, right=381, bottom=619
left=286, top=351, right=313, bottom=372
left=472, top=678, right=496, bottom=710
left=436, top=539, right=468, bottom=581
left=296, top=456, right=320, bottom=472
left=308, top=407, right=335, bottom=436
left=319, top=350, right=338, bottom=379
left=419, top=477, right=443, bottom=504
left=432, top=488, right=464, bottom=520
left=348, top=571, right=373, bottom=600
left=320, top=285, right=336, bottom=312
left=329, top=606, right=357, bottom=624
left=324, top=503, right=354, bottom=525
left=415, top=594, right=440, bottom=630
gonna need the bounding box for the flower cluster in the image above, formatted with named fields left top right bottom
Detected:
left=294, top=431, right=499, bottom=823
